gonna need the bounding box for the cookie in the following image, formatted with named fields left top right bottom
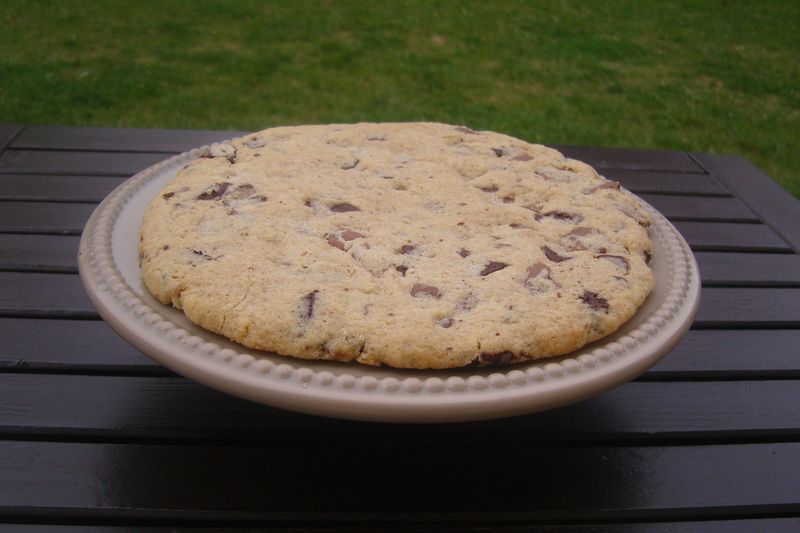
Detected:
left=138, top=123, right=654, bottom=369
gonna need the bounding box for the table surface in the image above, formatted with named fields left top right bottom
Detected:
left=1, top=124, right=800, bottom=531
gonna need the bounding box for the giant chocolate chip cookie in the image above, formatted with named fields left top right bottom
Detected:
left=139, top=123, right=654, bottom=369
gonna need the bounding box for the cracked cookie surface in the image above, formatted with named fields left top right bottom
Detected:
left=139, top=122, right=654, bottom=369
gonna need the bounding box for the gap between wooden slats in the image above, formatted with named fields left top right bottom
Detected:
left=0, top=441, right=798, bottom=523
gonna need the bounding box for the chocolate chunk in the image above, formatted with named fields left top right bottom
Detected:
left=512, top=153, right=533, bottom=161
left=596, top=254, right=630, bottom=273
left=411, top=283, right=441, bottom=299
left=477, top=351, right=517, bottom=365
left=330, top=202, right=361, bottom=213
left=438, top=317, right=454, bottom=328
left=478, top=184, right=499, bottom=193
left=535, top=211, right=584, bottom=224
left=458, top=248, right=471, bottom=257
left=341, top=229, right=364, bottom=241
left=524, top=262, right=559, bottom=295
left=502, top=195, right=515, bottom=203
left=580, top=290, right=609, bottom=313
left=162, top=191, right=175, bottom=200
left=197, top=182, right=230, bottom=200
left=542, top=246, right=571, bottom=263
left=400, top=244, right=416, bottom=254
left=491, top=148, right=505, bottom=157
left=395, top=265, right=409, bottom=276
left=327, top=229, right=364, bottom=249
left=302, top=290, right=319, bottom=320
left=480, top=261, right=509, bottom=276
left=163, top=245, right=170, bottom=251
left=454, top=126, right=476, bottom=134
left=525, top=262, right=549, bottom=280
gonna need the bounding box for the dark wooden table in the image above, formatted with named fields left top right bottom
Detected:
left=1, top=124, right=799, bottom=531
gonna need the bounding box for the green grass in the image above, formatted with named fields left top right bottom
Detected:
left=2, top=0, right=798, bottom=196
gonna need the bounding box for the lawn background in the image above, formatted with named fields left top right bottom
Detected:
left=2, top=0, right=798, bottom=197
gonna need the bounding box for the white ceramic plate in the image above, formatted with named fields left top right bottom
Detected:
left=79, top=141, right=700, bottom=423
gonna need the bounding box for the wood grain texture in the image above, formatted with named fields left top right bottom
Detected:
left=0, top=150, right=167, bottom=176
left=694, top=153, right=800, bottom=253
left=604, top=168, right=729, bottom=196
left=554, top=145, right=704, bottom=173
left=2, top=375, right=800, bottom=442
left=1, top=440, right=798, bottom=522
left=0, top=202, right=96, bottom=235
left=11, top=125, right=247, bottom=153
left=0, top=174, right=126, bottom=202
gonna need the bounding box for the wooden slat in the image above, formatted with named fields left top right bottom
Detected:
left=11, top=125, right=247, bottom=153
left=1, top=440, right=798, bottom=522
left=652, top=330, right=800, bottom=376
left=694, top=153, right=800, bottom=253
left=695, top=252, right=800, bottom=286
left=0, top=150, right=167, bottom=176
left=0, top=272, right=95, bottom=318
left=2, top=375, right=800, bottom=443
left=0, top=174, right=126, bottom=202
left=639, top=194, right=757, bottom=221
left=554, top=145, right=704, bottom=173
left=604, top=168, right=730, bottom=196
left=0, top=235, right=81, bottom=273
left=0, top=318, right=154, bottom=372
left=673, top=222, right=792, bottom=252
left=0, top=202, right=95, bottom=235
left=695, top=288, right=800, bottom=327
